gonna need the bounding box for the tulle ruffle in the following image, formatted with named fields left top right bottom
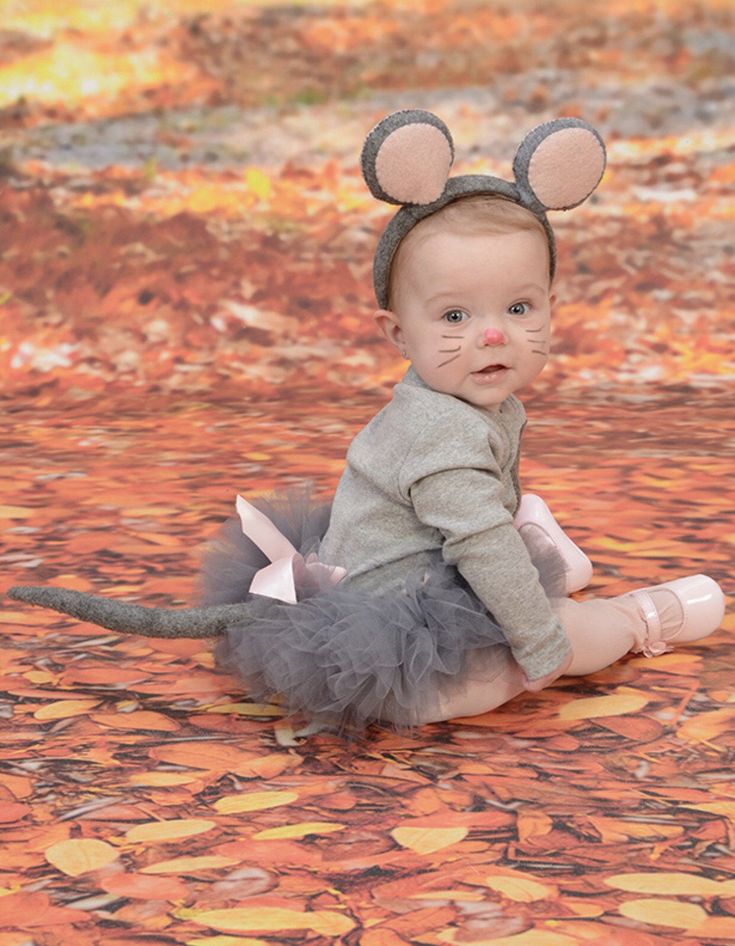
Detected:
left=200, top=486, right=561, bottom=729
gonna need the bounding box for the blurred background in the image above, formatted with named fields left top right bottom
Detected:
left=1, top=0, right=733, bottom=403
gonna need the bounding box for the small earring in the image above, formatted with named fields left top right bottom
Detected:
left=400, top=348, right=408, bottom=358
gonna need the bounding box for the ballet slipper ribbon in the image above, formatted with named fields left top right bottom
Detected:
left=629, top=588, right=670, bottom=658
left=236, top=495, right=345, bottom=604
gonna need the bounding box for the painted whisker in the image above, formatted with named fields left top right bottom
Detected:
left=437, top=354, right=461, bottom=368
left=439, top=347, right=461, bottom=354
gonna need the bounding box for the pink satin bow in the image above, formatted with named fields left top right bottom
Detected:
left=236, top=495, right=346, bottom=604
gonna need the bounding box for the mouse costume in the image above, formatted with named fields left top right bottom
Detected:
left=362, top=109, right=606, bottom=309
left=8, top=109, right=609, bottom=729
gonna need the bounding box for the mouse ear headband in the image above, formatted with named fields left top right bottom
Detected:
left=361, top=109, right=606, bottom=309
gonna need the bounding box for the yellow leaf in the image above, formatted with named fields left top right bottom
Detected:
left=483, top=875, right=551, bottom=902
left=34, top=700, right=99, bottom=720
left=438, top=929, right=577, bottom=946
left=565, top=899, right=605, bottom=918
left=178, top=906, right=355, bottom=937
left=45, top=838, right=119, bottom=877
left=605, top=871, right=724, bottom=897
left=559, top=689, right=649, bottom=720
left=126, top=819, right=216, bottom=843
left=214, top=791, right=298, bottom=814
left=618, top=898, right=707, bottom=929
left=0, top=505, right=34, bottom=519
left=391, top=826, right=468, bottom=855
left=252, top=821, right=345, bottom=840
left=129, top=772, right=199, bottom=787
left=25, top=671, right=54, bottom=684
left=142, top=856, right=239, bottom=874
left=245, top=168, right=272, bottom=201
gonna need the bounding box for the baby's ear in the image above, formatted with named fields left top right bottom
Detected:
left=374, top=309, right=404, bottom=349
left=362, top=109, right=454, bottom=206
left=513, top=118, right=606, bottom=212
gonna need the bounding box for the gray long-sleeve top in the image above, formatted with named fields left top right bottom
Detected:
left=318, top=367, right=570, bottom=681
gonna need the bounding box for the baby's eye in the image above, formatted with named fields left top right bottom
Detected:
left=442, top=308, right=468, bottom=324
left=508, top=302, right=530, bottom=317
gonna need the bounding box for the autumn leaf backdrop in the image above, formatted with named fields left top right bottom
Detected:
left=1, top=2, right=734, bottom=945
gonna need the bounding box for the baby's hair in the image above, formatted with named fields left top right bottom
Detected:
left=387, top=194, right=552, bottom=311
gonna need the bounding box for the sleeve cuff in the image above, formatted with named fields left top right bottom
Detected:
left=512, top=619, right=572, bottom=681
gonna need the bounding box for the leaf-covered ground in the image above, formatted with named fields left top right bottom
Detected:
left=1, top=2, right=734, bottom=944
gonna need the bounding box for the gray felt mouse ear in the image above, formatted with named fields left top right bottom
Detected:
left=361, top=109, right=455, bottom=206
left=513, top=117, right=606, bottom=212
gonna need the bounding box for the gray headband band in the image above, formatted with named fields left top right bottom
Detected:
left=361, top=109, right=606, bottom=309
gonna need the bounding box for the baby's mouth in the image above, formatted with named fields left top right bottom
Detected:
left=474, top=364, right=507, bottom=374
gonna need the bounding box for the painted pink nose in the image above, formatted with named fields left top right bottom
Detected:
left=482, top=327, right=506, bottom=346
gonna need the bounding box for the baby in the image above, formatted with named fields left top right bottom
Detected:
left=8, top=109, right=726, bottom=731
left=212, top=110, right=724, bottom=728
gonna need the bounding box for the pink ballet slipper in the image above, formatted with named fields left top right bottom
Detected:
left=626, top=574, right=726, bottom=657
left=514, top=494, right=593, bottom=595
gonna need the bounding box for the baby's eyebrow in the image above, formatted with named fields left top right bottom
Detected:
left=511, top=283, right=547, bottom=295
left=424, top=291, right=463, bottom=306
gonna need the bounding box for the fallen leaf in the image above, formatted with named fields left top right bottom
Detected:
left=252, top=822, right=345, bottom=840
left=34, top=699, right=100, bottom=720
left=605, top=871, right=725, bottom=897
left=100, top=871, right=187, bottom=900
left=391, top=826, right=468, bottom=855
left=177, top=906, right=355, bottom=936
left=618, top=898, right=708, bottom=929
left=125, top=819, right=216, bottom=843
left=214, top=791, right=298, bottom=814
left=45, top=838, right=119, bottom=876
left=141, top=855, right=240, bottom=874
left=483, top=874, right=552, bottom=903
left=558, top=689, right=649, bottom=720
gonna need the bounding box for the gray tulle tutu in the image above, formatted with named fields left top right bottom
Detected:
left=199, top=489, right=565, bottom=730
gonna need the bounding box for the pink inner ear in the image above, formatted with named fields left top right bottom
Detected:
left=374, top=123, right=452, bottom=205
left=527, top=128, right=605, bottom=210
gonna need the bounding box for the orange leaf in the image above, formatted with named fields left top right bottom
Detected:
left=91, top=710, right=179, bottom=731
left=516, top=811, right=553, bottom=843
left=100, top=872, right=188, bottom=901
left=0, top=892, right=87, bottom=928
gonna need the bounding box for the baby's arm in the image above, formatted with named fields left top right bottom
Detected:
left=410, top=465, right=572, bottom=683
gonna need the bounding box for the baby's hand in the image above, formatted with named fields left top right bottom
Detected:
left=522, top=650, right=573, bottom=693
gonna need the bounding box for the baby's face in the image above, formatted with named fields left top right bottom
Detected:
left=388, top=227, right=553, bottom=410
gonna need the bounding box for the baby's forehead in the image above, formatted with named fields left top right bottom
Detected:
left=396, top=220, right=548, bottom=274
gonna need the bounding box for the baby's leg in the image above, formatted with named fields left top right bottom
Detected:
left=553, top=595, right=641, bottom=675
left=422, top=597, right=643, bottom=722
left=421, top=577, right=723, bottom=723
left=422, top=645, right=525, bottom=723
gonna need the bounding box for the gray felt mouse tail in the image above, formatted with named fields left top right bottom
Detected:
left=6, top=586, right=254, bottom=638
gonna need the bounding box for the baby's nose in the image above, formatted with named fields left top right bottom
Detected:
left=482, top=327, right=506, bottom=346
